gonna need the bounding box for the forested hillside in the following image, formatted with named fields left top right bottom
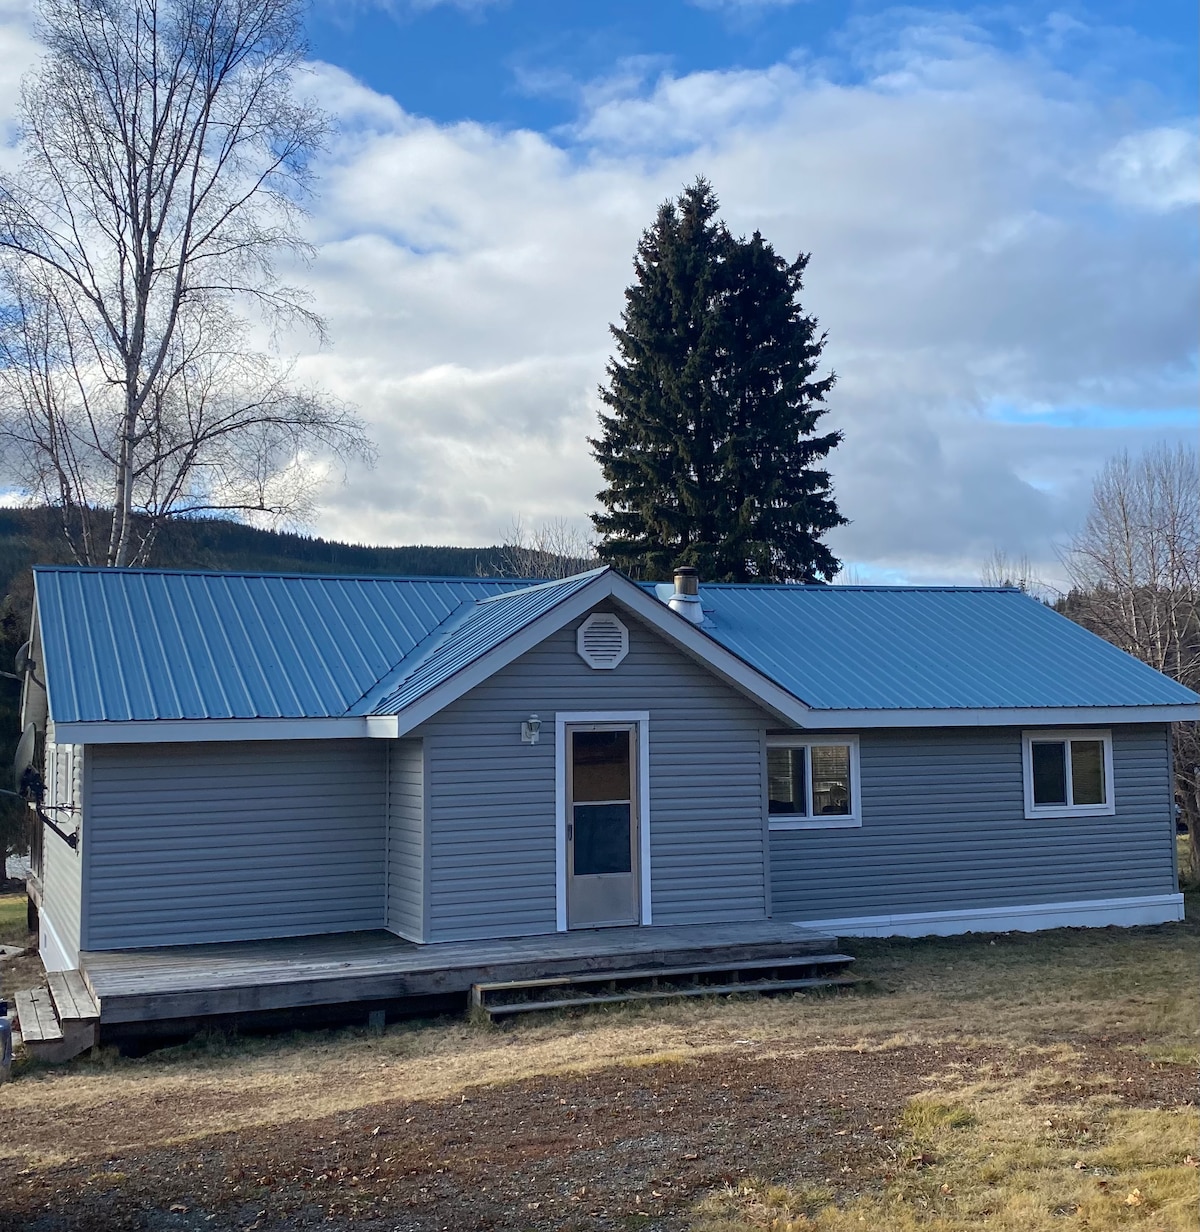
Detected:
left=0, top=509, right=517, bottom=869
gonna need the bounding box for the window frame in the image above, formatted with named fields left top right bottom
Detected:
left=766, top=735, right=861, bottom=831
left=1021, top=729, right=1115, bottom=819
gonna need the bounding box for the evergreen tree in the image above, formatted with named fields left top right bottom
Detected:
left=591, top=179, right=845, bottom=582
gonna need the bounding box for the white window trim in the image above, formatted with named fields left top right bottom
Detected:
left=555, top=711, right=652, bottom=931
left=1022, top=729, right=1116, bottom=819
left=766, top=734, right=861, bottom=830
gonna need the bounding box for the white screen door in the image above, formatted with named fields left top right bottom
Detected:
left=566, top=723, right=639, bottom=928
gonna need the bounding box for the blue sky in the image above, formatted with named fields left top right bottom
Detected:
left=307, top=1, right=1199, bottom=134
left=0, top=0, right=1196, bottom=584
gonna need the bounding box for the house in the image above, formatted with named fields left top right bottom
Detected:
left=17, top=563, right=1197, bottom=1034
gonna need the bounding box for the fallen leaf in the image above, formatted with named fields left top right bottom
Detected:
left=169, top=1205, right=188, bottom=1214
left=1074, top=1160, right=1088, bottom=1170
left=1125, top=1189, right=1143, bottom=1207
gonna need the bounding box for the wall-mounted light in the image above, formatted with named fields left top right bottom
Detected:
left=521, top=714, right=542, bottom=745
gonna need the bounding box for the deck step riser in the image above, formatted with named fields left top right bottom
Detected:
left=482, top=975, right=859, bottom=1019
left=472, top=953, right=857, bottom=1017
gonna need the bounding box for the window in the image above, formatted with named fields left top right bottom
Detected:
left=1022, top=730, right=1114, bottom=818
left=767, top=737, right=860, bottom=830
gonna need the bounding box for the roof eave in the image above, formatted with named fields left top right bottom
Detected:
left=794, top=704, right=1200, bottom=730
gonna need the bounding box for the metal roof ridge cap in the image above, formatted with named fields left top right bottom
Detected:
left=29, top=564, right=544, bottom=585
left=474, top=566, right=610, bottom=604
left=344, top=597, right=483, bottom=715
left=696, top=581, right=1023, bottom=592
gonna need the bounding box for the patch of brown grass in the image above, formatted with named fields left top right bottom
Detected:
left=1, top=913, right=1196, bottom=1229
left=694, top=1075, right=1200, bottom=1232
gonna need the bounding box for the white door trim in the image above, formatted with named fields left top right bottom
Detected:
left=555, top=711, right=651, bottom=932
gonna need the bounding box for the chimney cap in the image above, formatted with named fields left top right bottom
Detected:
left=672, top=565, right=700, bottom=599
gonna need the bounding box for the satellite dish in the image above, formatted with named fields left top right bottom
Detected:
left=13, top=723, right=36, bottom=796
left=14, top=641, right=32, bottom=677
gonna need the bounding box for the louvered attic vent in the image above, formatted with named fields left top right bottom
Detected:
left=577, top=612, right=629, bottom=670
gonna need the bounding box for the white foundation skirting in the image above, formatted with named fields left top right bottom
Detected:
left=794, top=893, right=1186, bottom=938
left=38, top=907, right=77, bottom=972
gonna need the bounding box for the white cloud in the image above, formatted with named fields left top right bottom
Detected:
left=0, top=0, right=38, bottom=164
left=1094, top=126, right=1199, bottom=212
left=1, top=9, right=1195, bottom=584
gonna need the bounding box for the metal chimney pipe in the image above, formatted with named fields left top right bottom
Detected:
left=668, top=566, right=703, bottom=623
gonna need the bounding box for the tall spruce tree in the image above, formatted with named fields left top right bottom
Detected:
left=591, top=180, right=845, bottom=582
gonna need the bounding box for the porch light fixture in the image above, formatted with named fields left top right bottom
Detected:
left=521, top=714, right=542, bottom=745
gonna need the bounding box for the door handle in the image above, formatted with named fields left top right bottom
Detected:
left=567, top=823, right=573, bottom=841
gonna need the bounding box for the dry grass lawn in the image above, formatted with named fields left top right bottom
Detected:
left=0, top=878, right=1197, bottom=1231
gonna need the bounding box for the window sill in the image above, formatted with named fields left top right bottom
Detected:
left=1024, top=804, right=1116, bottom=820
left=769, top=817, right=861, bottom=831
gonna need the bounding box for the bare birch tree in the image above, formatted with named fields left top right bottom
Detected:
left=497, top=517, right=600, bottom=580
left=0, top=0, right=370, bottom=566
left=1062, top=443, right=1200, bottom=877
left=980, top=549, right=1053, bottom=600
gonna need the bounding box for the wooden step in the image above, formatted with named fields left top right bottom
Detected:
left=14, top=988, right=62, bottom=1044
left=14, top=979, right=98, bottom=1064
left=482, top=974, right=859, bottom=1019
left=47, top=969, right=99, bottom=1023
left=471, top=952, right=855, bottom=1008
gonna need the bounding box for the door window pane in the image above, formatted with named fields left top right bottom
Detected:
left=573, top=804, right=632, bottom=875
left=1031, top=742, right=1067, bottom=805
left=572, top=729, right=630, bottom=801
left=1070, top=740, right=1106, bottom=806
left=811, top=745, right=852, bottom=816
left=768, top=747, right=806, bottom=815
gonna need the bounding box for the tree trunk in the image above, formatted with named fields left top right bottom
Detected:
left=1188, top=765, right=1200, bottom=888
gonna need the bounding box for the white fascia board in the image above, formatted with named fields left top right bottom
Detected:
left=389, top=572, right=812, bottom=735
left=794, top=893, right=1185, bottom=937
left=51, top=716, right=395, bottom=745
left=796, top=704, right=1199, bottom=730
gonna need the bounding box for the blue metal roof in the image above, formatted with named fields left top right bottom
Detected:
left=687, top=583, right=1200, bottom=710
left=367, top=570, right=607, bottom=716
left=34, top=565, right=1198, bottom=725
left=35, top=567, right=520, bottom=722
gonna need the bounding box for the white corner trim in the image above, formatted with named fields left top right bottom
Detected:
left=38, top=905, right=77, bottom=972
left=793, top=893, right=1185, bottom=938
left=51, top=716, right=395, bottom=745
left=555, top=711, right=652, bottom=932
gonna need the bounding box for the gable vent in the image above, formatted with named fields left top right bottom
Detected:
left=577, top=612, right=629, bottom=670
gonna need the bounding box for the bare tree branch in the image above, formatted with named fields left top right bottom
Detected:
left=0, top=0, right=370, bottom=566
left=1060, top=443, right=1200, bottom=878
left=495, top=517, right=600, bottom=580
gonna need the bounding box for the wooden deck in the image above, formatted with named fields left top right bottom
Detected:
left=80, top=920, right=836, bottom=1027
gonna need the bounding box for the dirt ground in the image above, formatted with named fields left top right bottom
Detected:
left=3, top=889, right=1198, bottom=1231
left=2, top=1035, right=1194, bottom=1232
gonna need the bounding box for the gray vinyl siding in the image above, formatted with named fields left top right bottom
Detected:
left=387, top=739, right=426, bottom=942
left=40, top=740, right=84, bottom=963
left=415, top=607, right=773, bottom=943
left=84, top=740, right=387, bottom=950
left=770, top=724, right=1176, bottom=922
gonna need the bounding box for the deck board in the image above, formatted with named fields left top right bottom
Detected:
left=81, top=922, right=835, bottom=1025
